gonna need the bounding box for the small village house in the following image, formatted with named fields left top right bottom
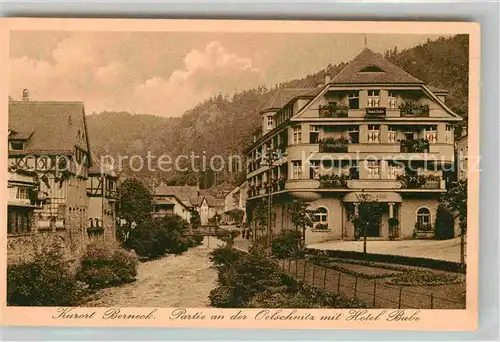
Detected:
left=223, top=181, right=248, bottom=226
left=86, top=160, right=118, bottom=242
left=152, top=184, right=199, bottom=223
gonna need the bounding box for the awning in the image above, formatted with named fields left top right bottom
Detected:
left=343, top=192, right=402, bottom=203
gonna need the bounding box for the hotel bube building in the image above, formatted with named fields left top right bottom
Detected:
left=245, top=48, right=462, bottom=244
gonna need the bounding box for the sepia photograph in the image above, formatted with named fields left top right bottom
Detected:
left=1, top=20, right=479, bottom=329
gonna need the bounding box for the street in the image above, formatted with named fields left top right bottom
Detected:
left=85, top=237, right=224, bottom=307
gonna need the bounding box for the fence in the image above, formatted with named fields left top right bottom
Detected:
left=279, top=258, right=465, bottom=310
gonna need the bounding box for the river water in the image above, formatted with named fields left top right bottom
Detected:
left=85, top=237, right=224, bottom=307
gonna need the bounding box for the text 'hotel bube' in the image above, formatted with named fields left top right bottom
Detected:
left=245, top=48, right=462, bottom=244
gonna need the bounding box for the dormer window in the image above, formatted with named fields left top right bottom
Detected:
left=10, top=141, right=25, bottom=151
left=359, top=65, right=384, bottom=73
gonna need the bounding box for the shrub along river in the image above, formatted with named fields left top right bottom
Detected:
left=85, top=237, right=224, bottom=307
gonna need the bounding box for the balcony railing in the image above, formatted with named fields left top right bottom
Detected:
left=319, top=174, right=349, bottom=188
left=399, top=102, right=430, bottom=117
left=396, top=174, right=442, bottom=189
left=400, top=138, right=430, bottom=153
left=318, top=137, right=349, bottom=153
left=318, top=103, right=349, bottom=118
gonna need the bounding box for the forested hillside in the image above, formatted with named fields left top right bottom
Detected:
left=86, top=34, right=469, bottom=187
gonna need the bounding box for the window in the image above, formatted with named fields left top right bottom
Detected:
left=424, top=125, right=438, bottom=144
left=266, top=116, right=274, bottom=130
left=310, top=125, right=319, bottom=144
left=347, top=127, right=359, bottom=144
left=360, top=65, right=384, bottom=72
left=10, top=142, right=24, bottom=151
left=309, top=160, right=320, bottom=179
left=367, top=160, right=380, bottom=179
left=8, top=209, right=31, bottom=234
left=367, top=124, right=380, bottom=143
left=417, top=208, right=431, bottom=227
left=388, top=91, right=397, bottom=108
left=16, top=187, right=29, bottom=200
left=348, top=91, right=360, bottom=109
left=292, top=161, right=302, bottom=180
left=388, top=126, right=397, bottom=143
left=445, top=125, right=454, bottom=143
left=314, top=207, right=328, bottom=223
left=292, top=126, right=302, bottom=144
left=349, top=161, right=360, bottom=179
left=367, top=90, right=380, bottom=107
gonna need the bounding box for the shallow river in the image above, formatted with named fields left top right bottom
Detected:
left=86, top=237, right=223, bottom=307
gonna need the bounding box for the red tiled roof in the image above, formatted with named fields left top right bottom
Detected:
left=331, top=48, right=424, bottom=85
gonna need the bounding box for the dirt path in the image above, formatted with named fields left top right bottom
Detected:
left=85, top=237, right=224, bottom=307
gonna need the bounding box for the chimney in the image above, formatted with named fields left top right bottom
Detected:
left=325, top=74, right=331, bottom=84
left=22, top=88, right=30, bottom=101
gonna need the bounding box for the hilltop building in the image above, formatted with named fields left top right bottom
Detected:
left=245, top=48, right=462, bottom=244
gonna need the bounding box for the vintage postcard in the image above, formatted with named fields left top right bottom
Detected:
left=0, top=19, right=479, bottom=330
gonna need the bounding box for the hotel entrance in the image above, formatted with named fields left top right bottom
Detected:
left=343, top=192, right=402, bottom=240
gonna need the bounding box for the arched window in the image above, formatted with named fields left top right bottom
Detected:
left=417, top=208, right=431, bottom=227
left=315, top=207, right=328, bottom=223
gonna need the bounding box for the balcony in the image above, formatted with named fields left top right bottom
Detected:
left=399, top=102, right=430, bottom=118
left=318, top=174, right=349, bottom=188
left=365, top=107, right=386, bottom=119
left=318, top=103, right=349, bottom=118
left=400, top=139, right=430, bottom=153
left=318, top=137, right=349, bottom=153
left=396, top=174, right=443, bottom=189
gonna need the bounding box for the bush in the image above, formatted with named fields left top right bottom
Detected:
left=386, top=269, right=464, bottom=286
left=191, top=234, right=204, bottom=246
left=209, top=244, right=244, bottom=269
left=435, top=205, right=455, bottom=240
left=128, top=214, right=193, bottom=259
left=249, top=277, right=369, bottom=308
left=209, top=246, right=281, bottom=307
left=76, top=242, right=138, bottom=290
left=271, top=229, right=305, bottom=259
left=7, top=244, right=83, bottom=306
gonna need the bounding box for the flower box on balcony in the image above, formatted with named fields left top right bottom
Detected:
left=396, top=173, right=441, bottom=189
left=319, top=103, right=349, bottom=118
left=399, top=102, right=430, bottom=117
left=400, top=138, right=430, bottom=153
left=318, top=137, right=349, bottom=153
left=319, top=174, right=349, bottom=188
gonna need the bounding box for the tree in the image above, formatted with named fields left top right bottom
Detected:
left=118, top=178, right=153, bottom=246
left=351, top=194, right=384, bottom=255
left=190, top=210, right=201, bottom=230
left=288, top=199, right=314, bottom=242
left=440, top=179, right=467, bottom=266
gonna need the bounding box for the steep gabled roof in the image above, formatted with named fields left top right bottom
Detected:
left=330, top=48, right=424, bottom=85
left=200, top=195, right=225, bottom=208
left=154, top=184, right=199, bottom=207
left=8, top=101, right=89, bottom=155
left=262, top=87, right=318, bottom=111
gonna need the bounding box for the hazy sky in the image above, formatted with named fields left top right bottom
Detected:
left=10, top=32, right=448, bottom=117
